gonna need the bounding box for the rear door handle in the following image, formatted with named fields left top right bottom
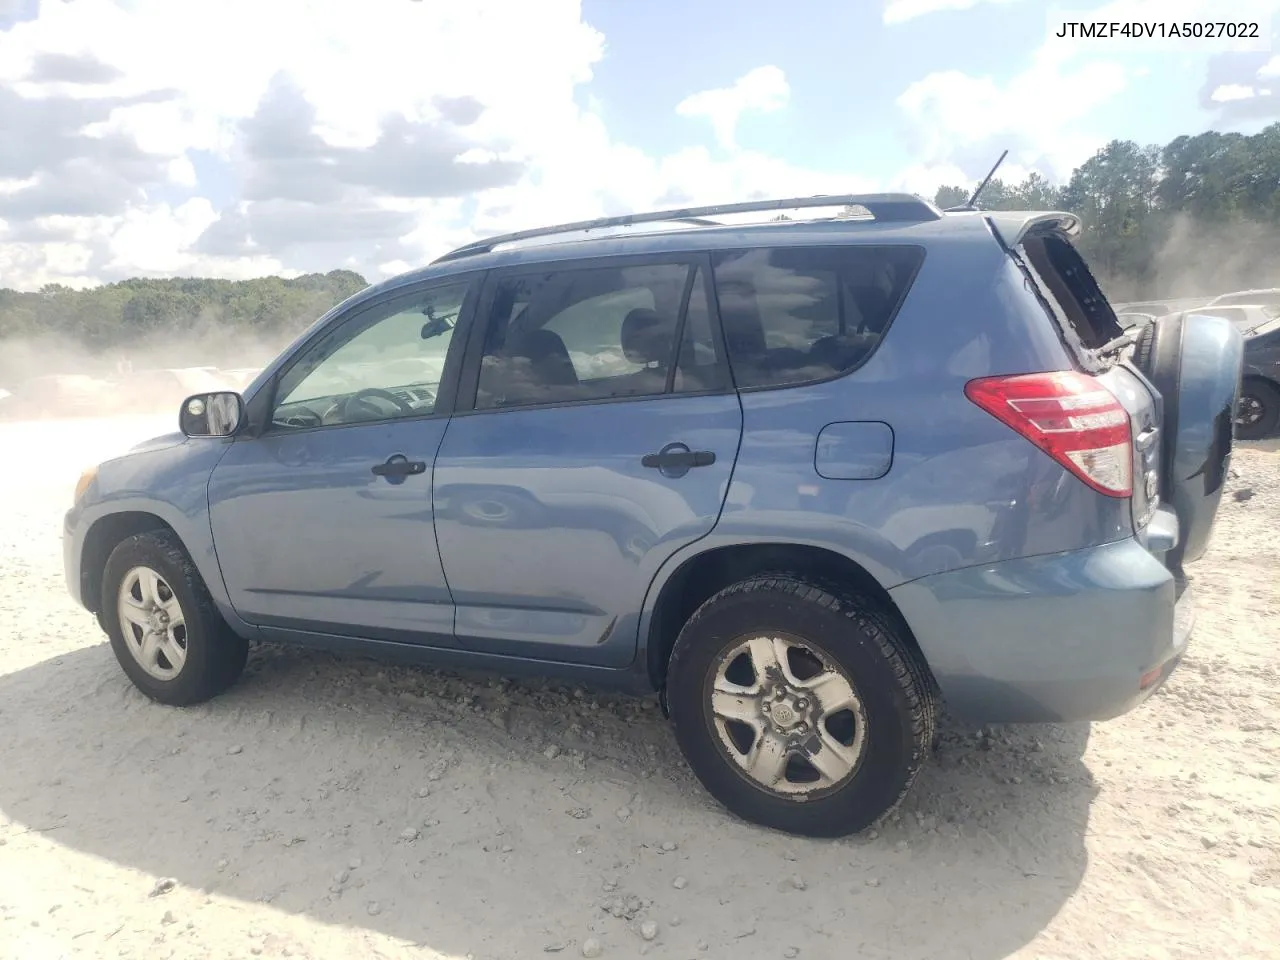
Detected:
left=641, top=443, right=716, bottom=476
left=371, top=454, right=427, bottom=482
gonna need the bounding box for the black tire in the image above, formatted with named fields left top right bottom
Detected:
left=1235, top=377, right=1280, bottom=441
left=101, top=530, right=248, bottom=706
left=667, top=573, right=936, bottom=838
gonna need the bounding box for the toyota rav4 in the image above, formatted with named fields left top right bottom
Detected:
left=64, top=194, right=1243, bottom=837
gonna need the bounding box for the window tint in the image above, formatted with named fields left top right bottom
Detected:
left=271, top=281, right=468, bottom=429
left=712, top=245, right=923, bottom=389
left=475, top=262, right=721, bottom=409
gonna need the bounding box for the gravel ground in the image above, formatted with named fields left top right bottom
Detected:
left=0, top=416, right=1277, bottom=960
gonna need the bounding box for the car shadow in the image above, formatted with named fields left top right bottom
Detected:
left=0, top=641, right=1096, bottom=959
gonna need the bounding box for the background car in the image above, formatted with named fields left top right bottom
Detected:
left=0, top=374, right=118, bottom=419
left=1206, top=288, right=1280, bottom=310
left=1231, top=312, right=1280, bottom=440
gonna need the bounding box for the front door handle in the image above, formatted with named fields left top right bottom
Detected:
left=641, top=443, right=716, bottom=477
left=371, top=454, right=427, bottom=483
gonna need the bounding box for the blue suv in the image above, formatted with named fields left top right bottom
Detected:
left=63, top=194, right=1243, bottom=837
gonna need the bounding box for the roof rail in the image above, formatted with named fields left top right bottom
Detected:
left=431, top=192, right=942, bottom=264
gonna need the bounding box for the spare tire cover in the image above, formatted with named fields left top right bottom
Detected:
left=1133, top=312, right=1243, bottom=568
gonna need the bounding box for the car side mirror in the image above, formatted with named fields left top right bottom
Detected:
left=179, top=391, right=245, bottom=438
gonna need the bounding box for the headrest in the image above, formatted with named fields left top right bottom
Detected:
left=620, top=308, right=671, bottom=365
left=514, top=328, right=572, bottom=362
left=850, top=286, right=891, bottom=324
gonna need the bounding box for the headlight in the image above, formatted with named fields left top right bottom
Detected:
left=74, top=465, right=98, bottom=504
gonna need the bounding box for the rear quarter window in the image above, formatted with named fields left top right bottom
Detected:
left=710, top=245, right=925, bottom=390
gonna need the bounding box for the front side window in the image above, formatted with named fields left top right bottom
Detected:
left=474, top=262, right=725, bottom=410
left=271, top=281, right=469, bottom=429
left=712, top=245, right=924, bottom=390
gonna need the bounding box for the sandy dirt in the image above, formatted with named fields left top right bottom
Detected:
left=0, top=416, right=1277, bottom=960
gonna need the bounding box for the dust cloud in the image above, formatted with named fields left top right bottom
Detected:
left=0, top=327, right=293, bottom=421
left=1147, top=215, right=1280, bottom=303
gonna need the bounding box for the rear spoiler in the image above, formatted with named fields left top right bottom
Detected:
left=981, top=211, right=1082, bottom=248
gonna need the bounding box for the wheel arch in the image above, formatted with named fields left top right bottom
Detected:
left=1241, top=371, right=1280, bottom=391
left=641, top=541, right=937, bottom=697
left=80, top=511, right=182, bottom=618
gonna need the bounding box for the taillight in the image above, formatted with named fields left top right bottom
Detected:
left=965, top=371, right=1133, bottom=497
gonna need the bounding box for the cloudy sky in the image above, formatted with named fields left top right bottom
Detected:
left=0, top=0, right=1276, bottom=291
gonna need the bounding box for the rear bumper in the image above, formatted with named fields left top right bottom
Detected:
left=890, top=535, right=1193, bottom=724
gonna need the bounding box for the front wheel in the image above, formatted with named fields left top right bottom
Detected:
left=101, top=530, right=248, bottom=706
left=666, top=574, right=936, bottom=838
left=1235, top=378, right=1280, bottom=441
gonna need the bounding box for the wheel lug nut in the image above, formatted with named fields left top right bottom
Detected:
left=796, top=699, right=808, bottom=709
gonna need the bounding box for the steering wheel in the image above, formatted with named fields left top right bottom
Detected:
left=275, top=407, right=323, bottom=428
left=328, top=387, right=415, bottom=424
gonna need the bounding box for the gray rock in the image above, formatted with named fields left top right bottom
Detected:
left=639, top=921, right=658, bottom=941
left=672, top=876, right=688, bottom=890
left=149, top=878, right=176, bottom=898
left=581, top=937, right=603, bottom=958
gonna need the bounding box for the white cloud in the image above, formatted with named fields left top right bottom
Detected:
left=1211, top=83, right=1260, bottom=102
left=883, top=0, right=1022, bottom=25
left=675, top=66, right=790, bottom=151
left=1261, top=56, right=1280, bottom=79
left=896, top=56, right=1128, bottom=182
left=892, top=0, right=1274, bottom=189
left=0, top=3, right=866, bottom=290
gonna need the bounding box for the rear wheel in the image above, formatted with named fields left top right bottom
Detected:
left=101, top=530, right=248, bottom=706
left=1235, top=378, right=1280, bottom=441
left=667, top=574, right=935, bottom=838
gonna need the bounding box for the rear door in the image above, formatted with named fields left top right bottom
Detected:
left=432, top=255, right=742, bottom=667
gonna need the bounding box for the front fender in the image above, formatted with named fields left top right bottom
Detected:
left=67, top=437, right=248, bottom=631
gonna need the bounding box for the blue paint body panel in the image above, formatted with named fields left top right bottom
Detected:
left=814, top=422, right=893, bottom=480
left=207, top=418, right=456, bottom=645
left=434, top=393, right=742, bottom=667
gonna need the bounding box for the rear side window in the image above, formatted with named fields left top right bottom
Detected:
left=711, top=245, right=924, bottom=390
left=473, top=262, right=728, bottom=410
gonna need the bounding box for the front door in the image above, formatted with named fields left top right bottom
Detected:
left=433, top=256, right=742, bottom=667
left=207, top=277, right=476, bottom=645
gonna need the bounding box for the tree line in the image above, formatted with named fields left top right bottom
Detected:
left=932, top=122, right=1280, bottom=302
left=1, top=121, right=1276, bottom=384
left=0, top=270, right=368, bottom=384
